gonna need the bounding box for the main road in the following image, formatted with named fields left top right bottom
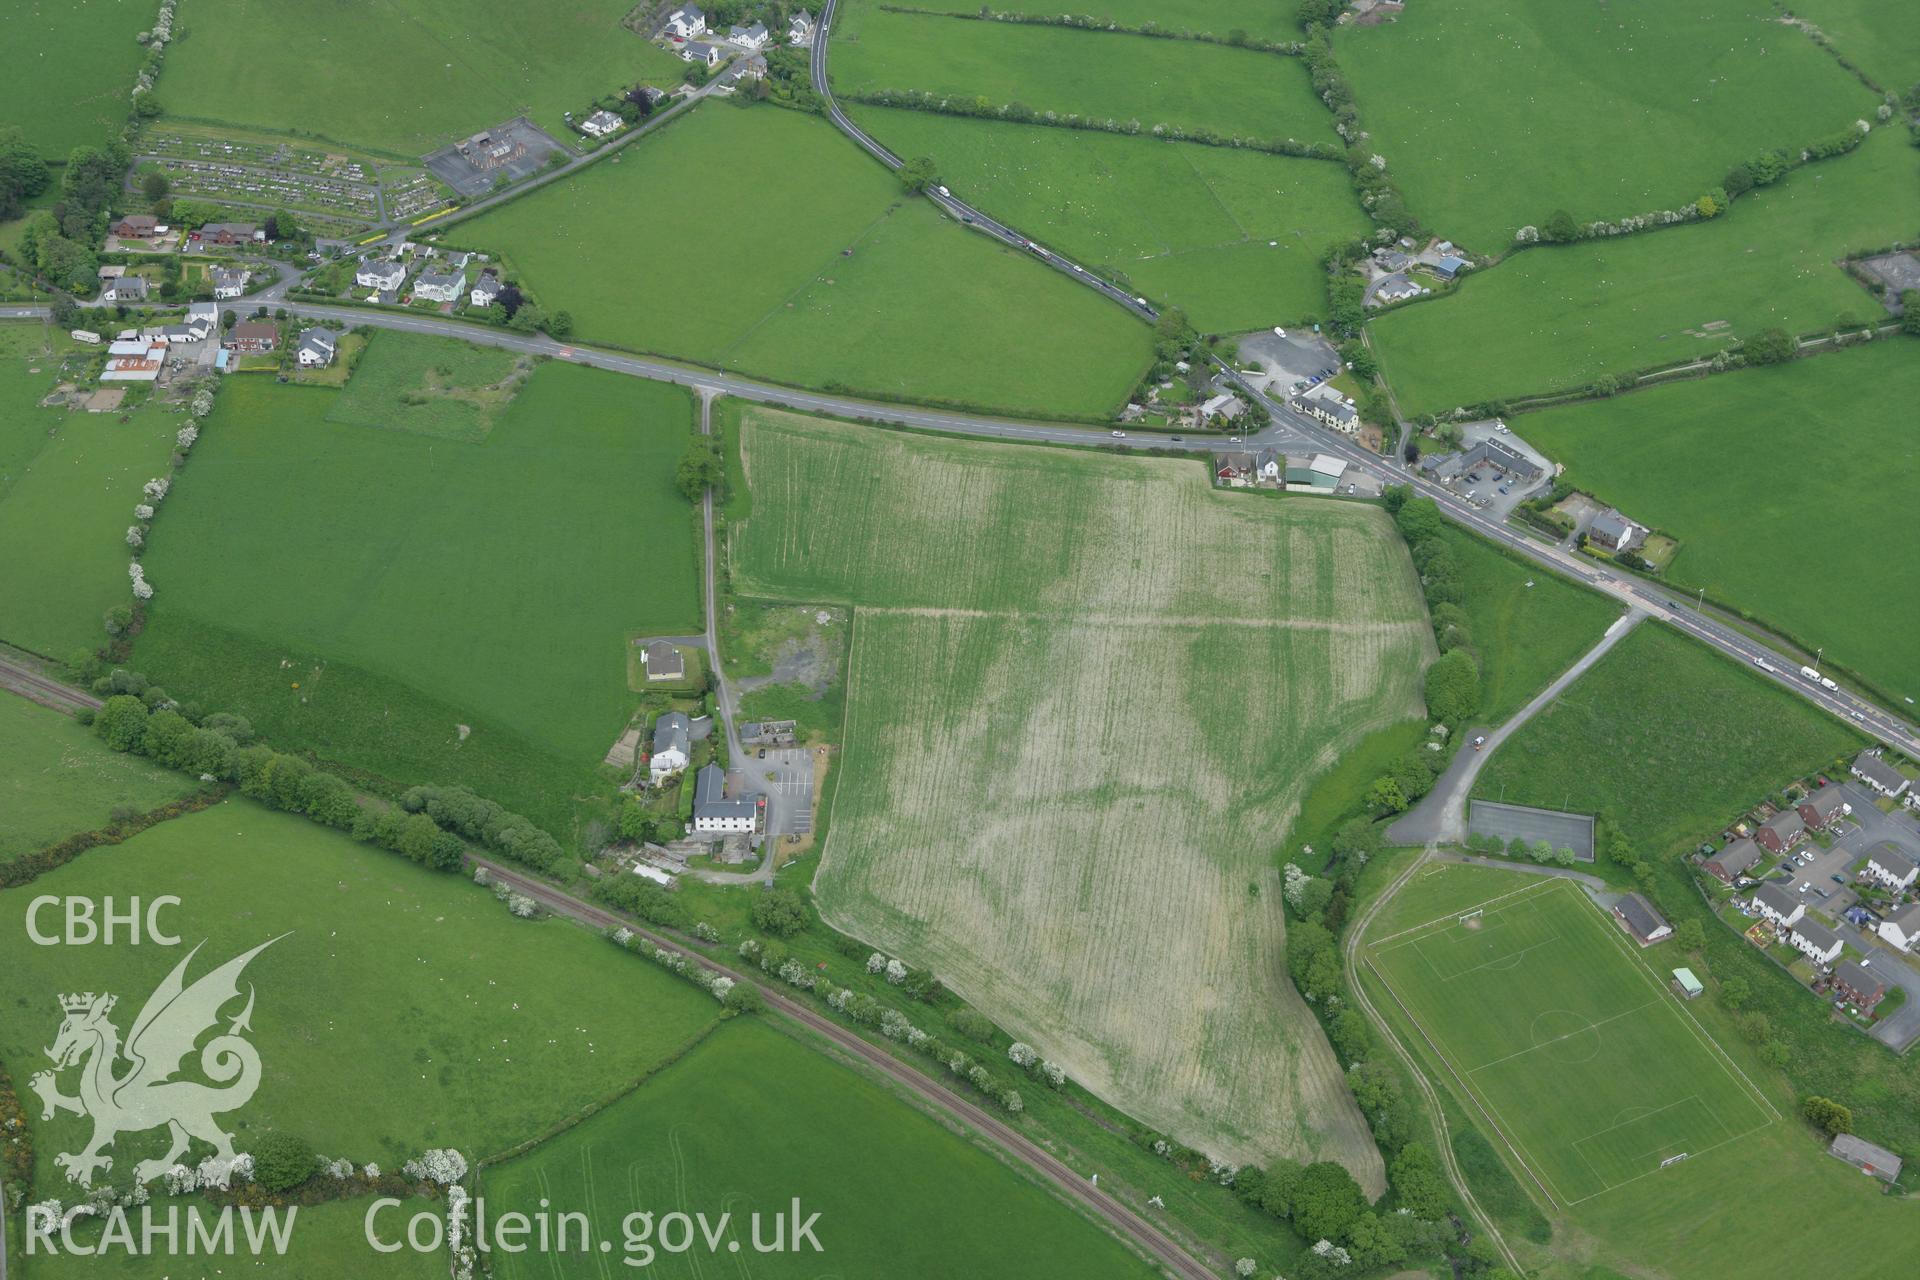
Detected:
left=800, top=0, right=1917, bottom=756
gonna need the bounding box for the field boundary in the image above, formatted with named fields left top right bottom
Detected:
left=1367, top=876, right=1777, bottom=1208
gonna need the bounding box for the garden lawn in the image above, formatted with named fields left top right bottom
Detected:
left=2, top=0, right=148, bottom=157
left=133, top=358, right=699, bottom=838
left=478, top=1018, right=1159, bottom=1278
left=1436, top=525, right=1622, bottom=723
left=0, top=799, right=719, bottom=1195
left=456, top=105, right=1149, bottom=417
left=23, top=1196, right=448, bottom=1278
left=850, top=107, right=1370, bottom=331
left=1335, top=0, right=1880, bottom=252
left=0, top=694, right=198, bottom=863
left=728, top=407, right=1432, bottom=1184
left=157, top=0, right=687, bottom=156
left=0, top=328, right=181, bottom=659
left=1783, top=0, right=1920, bottom=94
left=833, top=4, right=1333, bottom=144
left=1369, top=126, right=1920, bottom=412
left=1519, top=339, right=1920, bottom=702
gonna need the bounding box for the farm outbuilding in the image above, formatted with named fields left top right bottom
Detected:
left=1828, top=1133, right=1902, bottom=1183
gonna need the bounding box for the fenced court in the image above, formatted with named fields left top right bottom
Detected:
left=1367, top=877, right=1774, bottom=1207
left=1468, top=799, right=1596, bottom=861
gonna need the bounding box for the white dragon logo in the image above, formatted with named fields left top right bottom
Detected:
left=29, top=937, right=283, bottom=1187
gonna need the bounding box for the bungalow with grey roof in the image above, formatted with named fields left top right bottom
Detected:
left=469, top=272, right=503, bottom=308
left=642, top=641, right=685, bottom=682
left=1850, top=751, right=1909, bottom=798
left=683, top=40, right=723, bottom=66
left=1704, top=837, right=1763, bottom=885
left=1612, top=893, right=1672, bottom=946
left=789, top=9, right=815, bottom=42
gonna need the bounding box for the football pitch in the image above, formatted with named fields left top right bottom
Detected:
left=1368, top=877, right=1775, bottom=1206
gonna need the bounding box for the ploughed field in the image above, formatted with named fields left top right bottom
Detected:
left=727, top=406, right=1437, bottom=1183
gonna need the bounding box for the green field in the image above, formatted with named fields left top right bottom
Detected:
left=1436, top=527, right=1622, bottom=723
left=986, top=0, right=1304, bottom=43
left=0, top=693, right=198, bottom=862
left=1336, top=0, right=1879, bottom=252
left=0, top=799, right=718, bottom=1192
left=848, top=106, right=1369, bottom=331
left=1474, top=623, right=1864, bottom=856
left=456, top=105, right=1149, bottom=417
left=834, top=5, right=1333, bottom=143
left=157, top=0, right=687, bottom=156
left=1370, top=125, right=1920, bottom=412
left=0, top=325, right=182, bottom=660
left=325, top=329, right=528, bottom=443
left=728, top=408, right=1429, bottom=1182
left=1520, top=339, right=1920, bottom=702
left=479, top=1018, right=1158, bottom=1278
left=1370, top=876, right=1774, bottom=1204
left=2, top=0, right=148, bottom=156
left=1367, top=861, right=1920, bottom=1279
left=132, top=356, right=698, bottom=837
left=1785, top=0, right=1920, bottom=93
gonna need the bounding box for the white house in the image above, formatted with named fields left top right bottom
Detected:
left=1878, top=902, right=1920, bottom=952
left=211, top=268, right=250, bottom=300
left=1750, top=882, right=1805, bottom=930
left=666, top=4, right=706, bottom=37
left=691, top=763, right=758, bottom=834
left=1199, top=392, right=1245, bottom=422
left=355, top=260, right=409, bottom=292
left=728, top=21, right=769, bottom=49
left=682, top=41, right=722, bottom=66
left=579, top=109, right=624, bottom=139
left=102, top=276, right=149, bottom=303
left=789, top=9, right=815, bottom=43
left=1293, top=385, right=1359, bottom=434
left=187, top=301, right=219, bottom=329
left=1254, top=447, right=1282, bottom=486
left=413, top=269, right=466, bottom=304
left=1788, top=919, right=1844, bottom=967
left=469, top=273, right=503, bottom=308
left=295, top=328, right=336, bottom=368
left=1864, top=844, right=1919, bottom=892
left=649, top=712, right=691, bottom=782
left=1851, top=751, right=1910, bottom=799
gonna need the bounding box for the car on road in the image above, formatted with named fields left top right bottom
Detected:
left=1111, top=430, right=1126, bottom=438
left=935, top=185, right=949, bottom=197
left=757, top=748, right=766, bottom=759
left=1228, top=436, right=1242, bottom=443
left=1472, top=735, right=1487, bottom=750
left=1170, top=436, right=1183, bottom=442
left=1273, top=327, right=1287, bottom=337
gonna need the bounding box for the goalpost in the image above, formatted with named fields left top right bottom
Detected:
left=1659, top=1153, right=1690, bottom=1168
left=1458, top=908, right=1484, bottom=925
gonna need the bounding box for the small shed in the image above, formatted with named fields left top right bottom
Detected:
left=1828, top=1133, right=1902, bottom=1184
left=1671, top=968, right=1703, bottom=999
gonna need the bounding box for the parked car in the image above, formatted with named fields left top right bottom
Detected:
left=1472, top=735, right=1487, bottom=751
left=1831, top=874, right=1848, bottom=885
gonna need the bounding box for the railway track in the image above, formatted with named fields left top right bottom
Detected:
left=0, top=654, right=101, bottom=715
left=472, top=857, right=1221, bottom=1280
